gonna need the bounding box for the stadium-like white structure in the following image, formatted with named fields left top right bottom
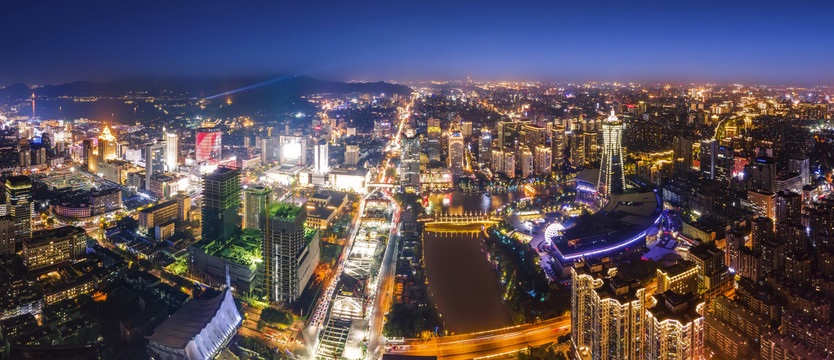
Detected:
left=147, top=286, right=241, bottom=360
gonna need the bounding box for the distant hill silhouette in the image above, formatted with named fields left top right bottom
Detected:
left=0, top=76, right=412, bottom=101
left=0, top=76, right=411, bottom=124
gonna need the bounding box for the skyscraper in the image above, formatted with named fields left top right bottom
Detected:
left=400, top=130, right=421, bottom=190
left=164, top=130, right=178, bottom=172
left=479, top=129, right=492, bottom=165
left=673, top=136, right=694, bottom=177
left=202, top=167, right=240, bottom=244
left=314, top=141, right=329, bottom=174
left=243, top=186, right=271, bottom=231
left=521, top=149, right=534, bottom=178
left=700, top=139, right=717, bottom=179
left=6, top=176, right=32, bottom=245
left=597, top=111, right=625, bottom=199
left=788, top=154, right=810, bottom=185
left=534, top=145, right=552, bottom=175
left=570, top=132, right=585, bottom=168
left=551, top=126, right=566, bottom=168
left=645, top=291, right=705, bottom=360
left=145, top=141, right=165, bottom=191
left=503, top=150, right=516, bottom=178
left=264, top=203, right=318, bottom=303
left=99, top=126, right=118, bottom=161
left=571, top=266, right=647, bottom=360
left=196, top=127, right=222, bottom=163
left=448, top=132, right=464, bottom=175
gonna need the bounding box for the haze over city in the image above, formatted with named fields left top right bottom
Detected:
left=0, top=2, right=833, bottom=360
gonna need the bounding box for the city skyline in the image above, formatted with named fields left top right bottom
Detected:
left=2, top=2, right=834, bottom=359
left=1, top=1, right=833, bottom=86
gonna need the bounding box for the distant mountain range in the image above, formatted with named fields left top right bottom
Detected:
left=0, top=76, right=412, bottom=124
left=0, top=75, right=412, bottom=102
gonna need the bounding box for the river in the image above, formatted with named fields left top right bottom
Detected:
left=422, top=230, right=512, bottom=334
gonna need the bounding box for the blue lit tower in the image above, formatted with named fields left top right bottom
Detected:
left=597, top=110, right=625, bottom=200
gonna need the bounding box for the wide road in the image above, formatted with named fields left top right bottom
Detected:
left=367, top=190, right=401, bottom=359
left=368, top=98, right=411, bottom=359
left=387, top=315, right=570, bottom=360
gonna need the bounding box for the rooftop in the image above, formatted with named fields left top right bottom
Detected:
left=139, top=199, right=177, bottom=214
left=148, top=288, right=237, bottom=349
left=268, top=203, right=302, bottom=219
left=648, top=290, right=702, bottom=324
left=25, top=226, right=87, bottom=248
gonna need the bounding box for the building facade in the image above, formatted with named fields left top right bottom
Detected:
left=202, top=167, right=241, bottom=244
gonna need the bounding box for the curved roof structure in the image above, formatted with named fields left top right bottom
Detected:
left=148, top=288, right=241, bottom=360
left=550, top=191, right=662, bottom=261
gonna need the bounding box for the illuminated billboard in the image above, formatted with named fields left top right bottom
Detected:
left=196, top=128, right=222, bottom=163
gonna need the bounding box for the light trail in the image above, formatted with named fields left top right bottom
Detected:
left=204, top=74, right=300, bottom=100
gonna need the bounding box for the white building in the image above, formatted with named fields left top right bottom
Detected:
left=315, top=142, right=330, bottom=174
left=147, top=286, right=241, bottom=360
left=521, top=149, right=534, bottom=178
left=164, top=130, right=178, bottom=172
left=534, top=145, right=552, bottom=175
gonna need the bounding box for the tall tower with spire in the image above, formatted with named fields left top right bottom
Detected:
left=597, top=110, right=625, bottom=200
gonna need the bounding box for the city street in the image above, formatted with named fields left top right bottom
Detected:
left=388, top=315, right=570, bottom=360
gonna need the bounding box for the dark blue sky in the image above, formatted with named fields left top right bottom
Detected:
left=2, top=0, right=832, bottom=85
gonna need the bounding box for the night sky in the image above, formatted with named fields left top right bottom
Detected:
left=2, top=0, right=833, bottom=85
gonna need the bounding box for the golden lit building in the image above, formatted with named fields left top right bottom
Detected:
left=138, top=199, right=179, bottom=235
left=645, top=291, right=705, bottom=360
left=656, top=260, right=698, bottom=295
left=99, top=126, right=118, bottom=161
left=21, top=226, right=88, bottom=270
left=571, top=266, right=648, bottom=360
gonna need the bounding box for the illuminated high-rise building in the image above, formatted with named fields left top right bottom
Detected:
left=700, top=139, right=716, bottom=179
left=497, top=121, right=516, bottom=151
left=645, top=291, right=705, bottom=360
left=264, top=203, right=318, bottom=303
left=551, top=126, right=566, bottom=168
left=196, top=127, right=222, bottom=163
left=164, top=130, right=178, bottom=171
left=570, top=131, right=585, bottom=167
left=6, top=176, right=32, bottom=244
left=521, top=149, right=534, bottom=178
left=448, top=132, right=464, bottom=175
left=145, top=141, right=165, bottom=191
left=597, top=111, right=625, bottom=199
left=314, top=141, right=329, bottom=174
left=672, top=136, right=694, bottom=177
left=571, top=266, right=647, bottom=360
left=519, top=123, right=546, bottom=151
left=243, top=186, right=271, bottom=231
left=400, top=130, right=421, bottom=189
left=479, top=129, right=492, bottom=165
left=99, top=126, right=118, bottom=161
left=491, top=149, right=504, bottom=173
left=503, top=150, right=516, bottom=178
left=534, top=145, right=552, bottom=175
